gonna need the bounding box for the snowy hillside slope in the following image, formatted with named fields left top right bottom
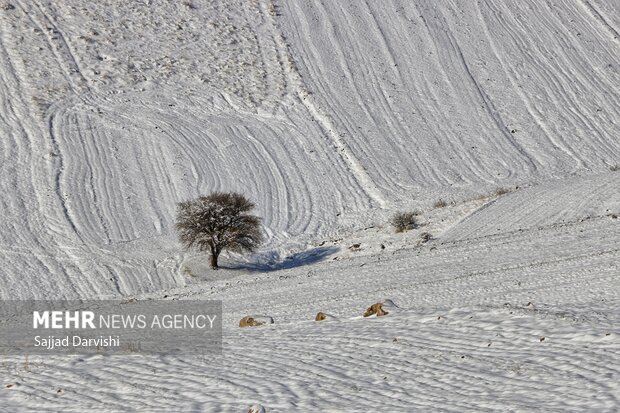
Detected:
left=280, top=0, right=620, bottom=197
left=0, top=0, right=376, bottom=298
left=0, top=0, right=618, bottom=298
left=2, top=185, right=619, bottom=411
left=442, top=171, right=620, bottom=240
left=0, top=0, right=619, bottom=410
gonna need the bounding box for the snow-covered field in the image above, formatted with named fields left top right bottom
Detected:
left=0, top=0, right=618, bottom=411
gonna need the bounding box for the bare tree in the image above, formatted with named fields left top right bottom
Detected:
left=176, top=192, right=263, bottom=269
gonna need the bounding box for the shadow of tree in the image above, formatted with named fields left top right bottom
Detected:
left=225, top=245, right=339, bottom=272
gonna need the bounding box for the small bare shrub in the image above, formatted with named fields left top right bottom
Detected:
left=610, top=165, right=620, bottom=172
left=348, top=243, right=361, bottom=251
left=391, top=212, right=416, bottom=233
left=494, top=187, right=510, bottom=196
left=181, top=265, right=196, bottom=278
left=267, top=2, right=280, bottom=16
left=420, top=232, right=432, bottom=243
left=434, top=199, right=447, bottom=208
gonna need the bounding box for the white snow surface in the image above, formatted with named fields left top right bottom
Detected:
left=0, top=0, right=619, bottom=411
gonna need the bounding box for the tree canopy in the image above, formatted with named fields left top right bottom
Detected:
left=176, top=192, right=263, bottom=269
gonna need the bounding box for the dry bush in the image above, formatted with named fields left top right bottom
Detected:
left=181, top=265, right=196, bottom=278
left=420, top=232, right=432, bottom=243
left=434, top=199, right=448, bottom=208
left=390, top=211, right=417, bottom=233
left=494, top=187, right=510, bottom=196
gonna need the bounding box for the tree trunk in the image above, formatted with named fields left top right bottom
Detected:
left=210, top=249, right=220, bottom=269
left=210, top=252, right=219, bottom=269
left=208, top=242, right=220, bottom=270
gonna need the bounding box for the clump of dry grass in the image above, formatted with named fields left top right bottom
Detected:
left=390, top=211, right=417, bottom=233
left=433, top=199, right=448, bottom=208
left=420, top=232, right=432, bottom=243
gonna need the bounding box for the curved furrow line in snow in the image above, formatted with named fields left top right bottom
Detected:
left=150, top=114, right=222, bottom=204
left=418, top=1, right=540, bottom=177
left=151, top=93, right=369, bottom=237
left=268, top=0, right=387, bottom=207
left=95, top=93, right=343, bottom=244
left=0, top=97, right=185, bottom=297
left=345, top=1, right=442, bottom=191
left=30, top=0, right=89, bottom=93
left=12, top=0, right=87, bottom=96
left=217, top=123, right=293, bottom=236
left=284, top=2, right=499, bottom=191
left=278, top=0, right=620, bottom=197
left=46, top=103, right=89, bottom=244
left=438, top=215, right=616, bottom=254
left=474, top=0, right=572, bottom=172
left=482, top=0, right=589, bottom=170
left=578, top=0, right=620, bottom=43
left=535, top=0, right=620, bottom=160
left=481, top=0, right=620, bottom=170
left=442, top=173, right=620, bottom=241
left=36, top=83, right=381, bottom=296
left=242, top=126, right=304, bottom=237
left=0, top=17, right=94, bottom=298
left=167, top=111, right=321, bottom=241
left=250, top=0, right=292, bottom=114
left=301, top=0, right=458, bottom=192
left=589, top=0, right=620, bottom=31
left=67, top=111, right=114, bottom=244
